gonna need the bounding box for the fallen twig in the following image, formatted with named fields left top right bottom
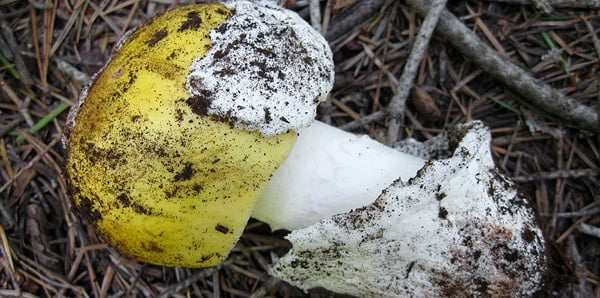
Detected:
left=543, top=207, right=600, bottom=218
left=405, top=0, right=599, bottom=132
left=340, top=110, right=386, bottom=130
left=309, top=0, right=322, bottom=32
left=485, top=0, right=600, bottom=9
left=579, top=223, right=600, bottom=238
left=512, top=168, right=600, bottom=182
left=56, top=59, right=90, bottom=83
left=0, top=19, right=33, bottom=86
left=326, top=0, right=598, bottom=132
left=325, top=0, right=386, bottom=41
left=156, top=266, right=222, bottom=298
left=386, top=0, right=447, bottom=145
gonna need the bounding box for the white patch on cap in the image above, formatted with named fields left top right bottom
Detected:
left=186, top=1, right=334, bottom=136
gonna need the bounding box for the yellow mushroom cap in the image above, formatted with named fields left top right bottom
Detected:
left=64, top=1, right=334, bottom=267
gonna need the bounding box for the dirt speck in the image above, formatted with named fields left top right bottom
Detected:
left=147, top=29, right=168, bottom=47
left=215, top=224, right=230, bottom=234
left=178, top=11, right=202, bottom=32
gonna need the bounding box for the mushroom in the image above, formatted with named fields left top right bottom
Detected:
left=64, top=3, right=546, bottom=295
left=270, top=121, right=547, bottom=296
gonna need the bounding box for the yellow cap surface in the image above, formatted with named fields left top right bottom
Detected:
left=66, top=3, right=296, bottom=267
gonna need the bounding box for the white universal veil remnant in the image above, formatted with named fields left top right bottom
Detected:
left=269, top=122, right=547, bottom=297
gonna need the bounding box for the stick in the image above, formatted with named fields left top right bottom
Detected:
left=0, top=19, right=33, bottom=86
left=309, top=0, right=322, bottom=32
left=485, top=0, right=600, bottom=9
left=325, top=0, right=386, bottom=41
left=386, top=0, right=447, bottom=145
left=405, top=0, right=599, bottom=132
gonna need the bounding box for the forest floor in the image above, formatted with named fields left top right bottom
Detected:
left=0, top=0, right=598, bottom=297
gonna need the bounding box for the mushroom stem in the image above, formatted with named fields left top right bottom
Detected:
left=252, top=120, right=426, bottom=230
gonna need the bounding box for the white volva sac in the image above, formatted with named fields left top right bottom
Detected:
left=268, top=121, right=547, bottom=297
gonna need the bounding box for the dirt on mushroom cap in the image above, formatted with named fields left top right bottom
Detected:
left=65, top=3, right=298, bottom=267
left=186, top=1, right=334, bottom=136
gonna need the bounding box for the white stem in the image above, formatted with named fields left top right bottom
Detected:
left=252, top=120, right=426, bottom=230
